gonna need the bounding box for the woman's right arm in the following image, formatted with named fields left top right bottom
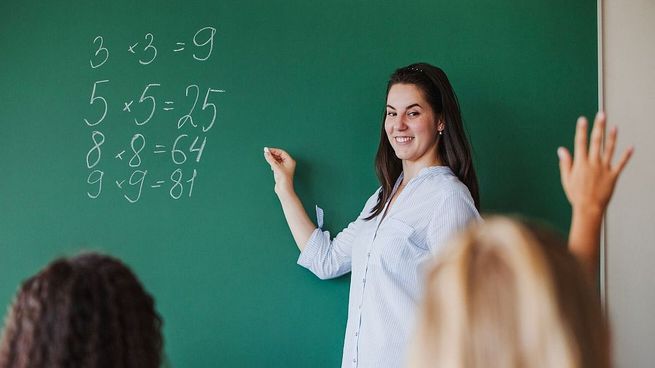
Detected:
left=263, top=147, right=316, bottom=251
left=264, top=147, right=366, bottom=279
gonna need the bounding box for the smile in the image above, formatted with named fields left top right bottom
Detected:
left=395, top=136, right=414, bottom=144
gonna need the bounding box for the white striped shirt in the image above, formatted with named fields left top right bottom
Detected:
left=298, top=166, right=480, bottom=368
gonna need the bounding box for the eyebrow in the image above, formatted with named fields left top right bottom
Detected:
left=386, top=103, right=422, bottom=110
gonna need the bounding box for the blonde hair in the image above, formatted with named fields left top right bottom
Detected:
left=408, top=217, right=609, bottom=368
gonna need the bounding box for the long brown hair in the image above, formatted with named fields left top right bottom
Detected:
left=408, top=217, right=609, bottom=368
left=366, top=63, right=479, bottom=220
left=0, top=253, right=162, bottom=368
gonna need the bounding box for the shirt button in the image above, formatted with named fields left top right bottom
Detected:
left=367, top=252, right=371, bottom=257
left=362, top=278, right=366, bottom=283
left=353, top=358, right=357, bottom=363
left=355, top=332, right=358, bottom=336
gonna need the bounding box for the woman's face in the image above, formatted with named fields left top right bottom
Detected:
left=385, top=83, right=443, bottom=166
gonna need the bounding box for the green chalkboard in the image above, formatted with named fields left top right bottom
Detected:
left=0, top=1, right=596, bottom=366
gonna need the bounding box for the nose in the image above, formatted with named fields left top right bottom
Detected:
left=394, top=115, right=408, bottom=131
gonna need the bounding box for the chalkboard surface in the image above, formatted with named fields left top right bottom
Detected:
left=0, top=1, right=596, bottom=366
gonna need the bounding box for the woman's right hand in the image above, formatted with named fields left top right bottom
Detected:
left=263, top=147, right=316, bottom=250
left=264, top=147, right=297, bottom=197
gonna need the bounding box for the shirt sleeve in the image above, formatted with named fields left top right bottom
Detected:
left=297, top=189, right=380, bottom=280
left=426, top=190, right=481, bottom=255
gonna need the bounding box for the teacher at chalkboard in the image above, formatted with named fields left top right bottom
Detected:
left=264, top=63, right=480, bottom=368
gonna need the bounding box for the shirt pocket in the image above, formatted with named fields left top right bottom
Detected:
left=377, top=217, right=428, bottom=274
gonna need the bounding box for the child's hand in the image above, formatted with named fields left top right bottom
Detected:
left=558, top=112, right=633, bottom=215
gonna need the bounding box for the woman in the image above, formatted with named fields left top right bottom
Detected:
left=0, top=253, right=163, bottom=368
left=408, top=113, right=633, bottom=368
left=264, top=63, right=480, bottom=368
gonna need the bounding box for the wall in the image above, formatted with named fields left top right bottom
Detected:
left=602, top=0, right=655, bottom=367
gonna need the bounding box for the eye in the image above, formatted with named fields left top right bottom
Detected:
left=386, top=111, right=397, bottom=117
left=408, top=111, right=420, bottom=117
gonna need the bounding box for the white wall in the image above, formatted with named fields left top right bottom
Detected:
left=602, top=1, right=655, bottom=367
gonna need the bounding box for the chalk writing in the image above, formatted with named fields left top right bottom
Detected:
left=84, top=26, right=223, bottom=202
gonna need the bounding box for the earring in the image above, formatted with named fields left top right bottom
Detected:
left=438, top=130, right=444, bottom=136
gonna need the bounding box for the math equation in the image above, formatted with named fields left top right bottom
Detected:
left=83, top=26, right=224, bottom=202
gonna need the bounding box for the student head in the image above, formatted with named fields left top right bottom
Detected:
left=0, top=253, right=162, bottom=368
left=368, top=63, right=479, bottom=219
left=408, top=217, right=609, bottom=368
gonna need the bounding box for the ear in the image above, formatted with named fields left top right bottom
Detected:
left=437, top=120, right=445, bottom=133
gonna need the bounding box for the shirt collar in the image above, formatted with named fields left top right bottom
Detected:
left=416, top=165, right=452, bottom=178
left=389, top=165, right=453, bottom=208
left=397, top=165, right=452, bottom=186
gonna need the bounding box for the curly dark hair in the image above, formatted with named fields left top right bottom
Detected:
left=0, top=253, right=163, bottom=368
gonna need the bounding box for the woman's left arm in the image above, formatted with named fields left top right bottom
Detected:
left=426, top=190, right=481, bottom=255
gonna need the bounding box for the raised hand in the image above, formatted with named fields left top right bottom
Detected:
left=557, top=112, right=633, bottom=278
left=558, top=112, right=633, bottom=214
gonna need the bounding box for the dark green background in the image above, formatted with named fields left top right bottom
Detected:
left=0, top=1, right=596, bottom=366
